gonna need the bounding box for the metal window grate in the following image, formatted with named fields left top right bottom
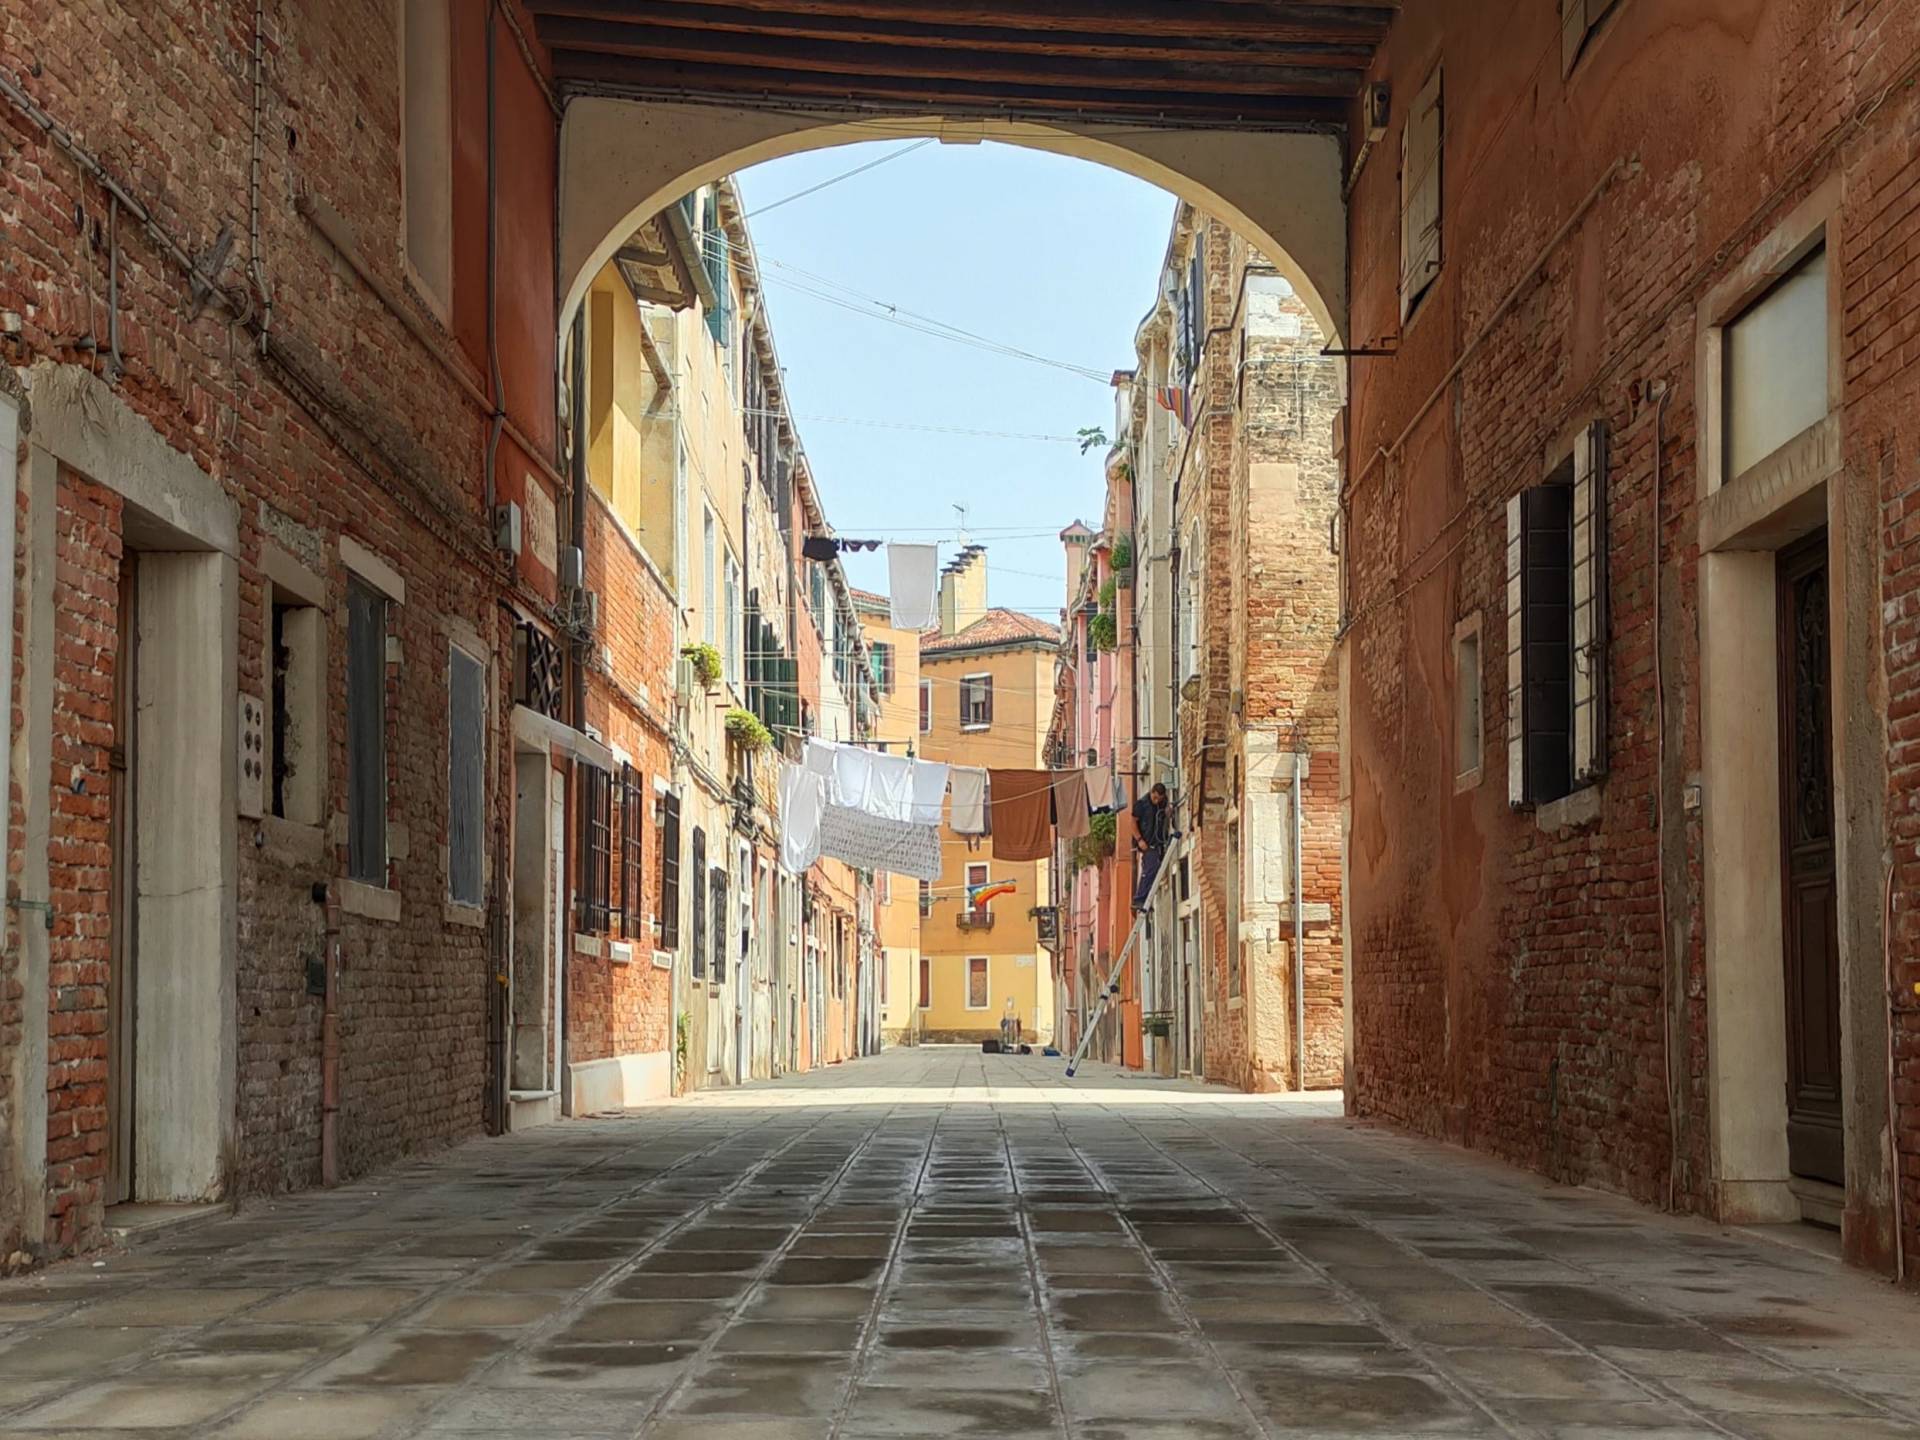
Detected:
left=659, top=791, right=681, bottom=950
left=346, top=579, right=388, bottom=885
left=619, top=764, right=646, bottom=940
left=578, top=763, right=614, bottom=935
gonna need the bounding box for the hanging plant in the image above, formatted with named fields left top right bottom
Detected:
left=1071, top=812, right=1117, bottom=870
left=684, top=643, right=722, bottom=688
left=1099, top=576, right=1118, bottom=609
left=1089, top=611, right=1117, bottom=654
left=1110, top=532, right=1135, bottom=573
left=674, top=1011, right=690, bottom=1090
left=725, top=707, right=773, bottom=751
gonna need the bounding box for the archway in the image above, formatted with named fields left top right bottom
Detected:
left=557, top=97, right=1346, bottom=349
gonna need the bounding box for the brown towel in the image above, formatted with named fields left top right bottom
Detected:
left=987, top=768, right=1054, bottom=862
left=1053, top=768, right=1091, bottom=841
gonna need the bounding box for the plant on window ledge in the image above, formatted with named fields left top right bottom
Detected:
left=673, top=1010, right=690, bottom=1090
left=684, top=643, right=723, bottom=688
left=1070, top=812, right=1116, bottom=869
left=1088, top=610, right=1117, bottom=654
left=1099, top=576, right=1117, bottom=610
left=725, top=707, right=773, bottom=751
left=1110, top=531, right=1134, bottom=579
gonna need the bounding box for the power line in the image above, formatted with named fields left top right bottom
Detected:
left=738, top=406, right=1079, bottom=444
left=744, top=139, right=936, bottom=219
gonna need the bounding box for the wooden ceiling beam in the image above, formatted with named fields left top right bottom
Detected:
left=554, top=52, right=1348, bottom=125
left=537, top=19, right=1363, bottom=97
left=526, top=0, right=1393, bottom=47
left=529, top=2, right=1377, bottom=68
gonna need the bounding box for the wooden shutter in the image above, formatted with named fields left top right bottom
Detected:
left=346, top=580, right=387, bottom=884
left=447, top=646, right=485, bottom=906
left=659, top=791, right=681, bottom=950
left=620, top=764, right=645, bottom=940
left=1507, top=485, right=1575, bottom=806
left=1401, top=66, right=1443, bottom=319
left=1571, top=421, right=1609, bottom=784
left=980, top=676, right=994, bottom=728
left=690, top=825, right=707, bottom=977
left=711, top=866, right=728, bottom=982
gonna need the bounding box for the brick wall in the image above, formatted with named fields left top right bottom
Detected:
left=1345, top=0, right=1920, bottom=1268
left=0, top=2, right=559, bottom=1254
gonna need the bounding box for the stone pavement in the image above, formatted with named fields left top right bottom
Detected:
left=2, top=1049, right=1918, bottom=1438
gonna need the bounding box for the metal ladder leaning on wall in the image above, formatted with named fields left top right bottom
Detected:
left=1064, top=851, right=1177, bottom=1080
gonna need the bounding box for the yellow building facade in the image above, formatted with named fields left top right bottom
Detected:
left=916, top=551, right=1059, bottom=1045
left=852, top=591, right=924, bottom=1046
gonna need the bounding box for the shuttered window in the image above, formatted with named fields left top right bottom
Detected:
left=710, top=866, right=729, bottom=983
left=658, top=790, right=681, bottom=949
left=447, top=645, right=485, bottom=906
left=919, top=679, right=932, bottom=734
left=690, top=825, right=707, bottom=978
left=619, top=765, right=645, bottom=941
left=1401, top=66, right=1443, bottom=320
left=578, top=763, right=614, bottom=935
left=346, top=579, right=388, bottom=885
left=1561, top=0, right=1619, bottom=74
left=1506, top=422, right=1609, bottom=806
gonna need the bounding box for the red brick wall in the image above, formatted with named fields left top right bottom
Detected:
left=1345, top=0, right=1920, bottom=1266
left=42, top=474, right=120, bottom=1252
left=0, top=2, right=559, bottom=1253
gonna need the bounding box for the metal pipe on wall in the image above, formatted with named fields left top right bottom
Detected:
left=320, top=882, right=341, bottom=1185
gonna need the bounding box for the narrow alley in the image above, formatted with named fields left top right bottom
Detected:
left=0, top=1047, right=1914, bottom=1439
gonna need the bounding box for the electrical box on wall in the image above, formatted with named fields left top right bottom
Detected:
left=238, top=692, right=265, bottom=819
left=493, top=501, right=523, bottom=557
left=559, top=544, right=584, bottom=590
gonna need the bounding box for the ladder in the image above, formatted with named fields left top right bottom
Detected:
left=1064, top=851, right=1176, bottom=1079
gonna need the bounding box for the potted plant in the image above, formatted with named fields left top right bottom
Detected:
left=1110, top=532, right=1135, bottom=586
left=1071, top=812, right=1117, bottom=869
left=724, top=707, right=773, bottom=751
left=684, top=642, right=722, bottom=689
left=1089, top=610, right=1117, bottom=654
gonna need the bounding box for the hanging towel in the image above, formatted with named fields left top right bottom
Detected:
left=987, top=768, right=1054, bottom=862
left=802, top=535, right=837, bottom=562
left=830, top=742, right=874, bottom=812
left=1053, top=768, right=1092, bottom=841
left=777, top=760, right=825, bottom=873
left=1084, top=763, right=1116, bottom=814
left=886, top=543, right=939, bottom=631
left=909, top=759, right=950, bottom=827
left=817, top=805, right=943, bottom=882
left=866, top=750, right=916, bottom=823
left=949, top=766, right=990, bottom=836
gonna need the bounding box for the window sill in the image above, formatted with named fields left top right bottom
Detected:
left=1534, top=784, right=1603, bottom=834
left=1453, top=765, right=1483, bottom=796
left=652, top=950, right=674, bottom=970
left=443, top=900, right=485, bottom=930
left=338, top=878, right=401, bottom=923
left=607, top=940, right=634, bottom=965
left=261, top=815, right=326, bottom=865
left=960, top=724, right=990, bottom=734
left=575, top=934, right=605, bottom=957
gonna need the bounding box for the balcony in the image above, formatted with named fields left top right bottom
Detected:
left=956, top=910, right=995, bottom=933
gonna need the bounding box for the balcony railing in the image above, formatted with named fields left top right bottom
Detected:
left=956, top=910, right=995, bottom=933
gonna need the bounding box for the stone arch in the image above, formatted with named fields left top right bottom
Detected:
left=558, top=98, right=1346, bottom=349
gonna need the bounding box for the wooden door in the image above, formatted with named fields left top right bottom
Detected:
left=1776, top=530, right=1843, bottom=1186
left=106, top=554, right=137, bottom=1206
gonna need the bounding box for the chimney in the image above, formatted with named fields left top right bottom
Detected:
left=938, top=545, right=989, bottom=637
left=1059, top=521, right=1093, bottom=612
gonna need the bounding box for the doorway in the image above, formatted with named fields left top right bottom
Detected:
left=1776, top=530, right=1843, bottom=1190
left=105, top=553, right=138, bottom=1207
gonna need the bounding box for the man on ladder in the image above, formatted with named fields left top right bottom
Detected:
left=1069, top=780, right=1176, bottom=1078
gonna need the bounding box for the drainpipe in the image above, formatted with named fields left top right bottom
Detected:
left=484, top=0, right=501, bottom=520
left=319, top=881, right=341, bottom=1185
left=1293, top=749, right=1306, bottom=1091
left=562, top=309, right=587, bottom=1117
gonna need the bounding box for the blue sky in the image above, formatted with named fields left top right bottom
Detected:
left=734, top=141, right=1175, bottom=621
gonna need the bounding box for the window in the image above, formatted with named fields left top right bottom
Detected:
left=1180, top=543, right=1202, bottom=686
left=1506, top=422, right=1608, bottom=807
left=809, top=561, right=827, bottom=625
left=1453, top=618, right=1483, bottom=786
left=578, top=763, right=614, bottom=935
left=267, top=582, right=323, bottom=826
left=876, top=871, right=891, bottom=906
left=960, top=674, right=993, bottom=730
left=1560, top=0, right=1619, bottom=74
left=659, top=790, right=682, bottom=949
left=703, top=509, right=717, bottom=649
left=918, top=880, right=933, bottom=918
left=965, top=862, right=989, bottom=917
left=966, top=956, right=989, bottom=1010
left=346, top=578, right=389, bottom=885
left=690, top=825, right=707, bottom=978
left=880, top=951, right=889, bottom=1005
left=919, top=678, right=932, bottom=734
left=1724, top=246, right=1828, bottom=483
left=400, top=0, right=451, bottom=315
left=723, top=553, right=741, bottom=690
left=619, top=765, right=646, bottom=940
left=918, top=956, right=931, bottom=1008
left=870, top=642, right=895, bottom=696
left=1401, top=65, right=1443, bottom=321
left=447, top=645, right=485, bottom=906
left=1177, top=231, right=1205, bottom=384
left=710, top=865, right=728, bottom=982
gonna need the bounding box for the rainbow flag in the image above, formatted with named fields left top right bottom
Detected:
left=1154, top=385, right=1191, bottom=427
left=967, top=879, right=1017, bottom=910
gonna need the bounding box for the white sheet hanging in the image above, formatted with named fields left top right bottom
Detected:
left=887, top=542, right=939, bottom=631
left=909, top=759, right=950, bottom=827
left=949, top=766, right=989, bottom=835
left=778, top=760, right=825, bottom=873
